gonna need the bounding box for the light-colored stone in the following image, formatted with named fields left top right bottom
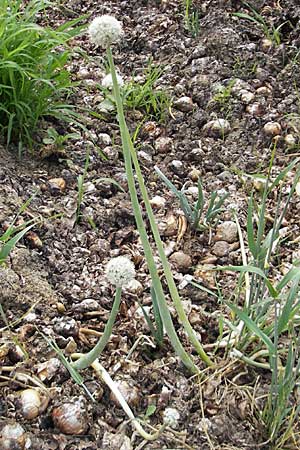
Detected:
left=263, top=121, right=281, bottom=136
left=215, top=221, right=238, bottom=243
left=211, top=241, right=230, bottom=257
left=174, top=96, right=194, bottom=112
left=169, top=251, right=192, bottom=273
left=203, top=119, right=231, bottom=138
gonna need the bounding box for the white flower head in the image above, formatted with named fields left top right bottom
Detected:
left=163, top=407, right=180, bottom=429
left=102, top=73, right=124, bottom=90
left=106, top=256, right=135, bottom=288
left=88, top=15, right=123, bottom=49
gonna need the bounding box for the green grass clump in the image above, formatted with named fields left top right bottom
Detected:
left=0, top=0, right=86, bottom=151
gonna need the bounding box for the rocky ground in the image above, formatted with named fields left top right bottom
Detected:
left=1, top=0, right=300, bottom=449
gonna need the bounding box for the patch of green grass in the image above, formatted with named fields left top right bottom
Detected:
left=98, top=61, right=171, bottom=122
left=183, top=0, right=200, bottom=37
left=215, top=153, right=300, bottom=448
left=0, top=0, right=87, bottom=151
left=233, top=2, right=290, bottom=46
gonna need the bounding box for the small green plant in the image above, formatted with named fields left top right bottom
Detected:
left=98, top=61, right=171, bottom=122
left=183, top=0, right=200, bottom=37
left=42, top=127, right=81, bottom=150
left=212, top=80, right=235, bottom=111
left=155, top=166, right=229, bottom=231
left=0, top=0, right=87, bottom=150
left=212, top=153, right=300, bottom=448
left=233, top=2, right=288, bottom=46
left=0, top=195, right=39, bottom=264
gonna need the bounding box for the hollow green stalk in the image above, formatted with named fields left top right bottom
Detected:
left=73, top=287, right=122, bottom=370
left=107, top=47, right=199, bottom=374
left=107, top=48, right=212, bottom=367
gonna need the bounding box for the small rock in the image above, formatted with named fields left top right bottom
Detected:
left=169, top=160, right=183, bottom=173
left=103, top=146, right=119, bottom=161
left=256, top=86, right=272, bottom=96
left=77, top=67, right=90, bottom=80
left=26, top=231, right=43, bottom=249
left=174, top=96, right=194, bottom=112
left=169, top=251, right=192, bottom=273
left=194, top=264, right=216, bottom=289
left=186, top=186, right=199, bottom=197
left=240, top=90, right=255, bottom=104
left=155, top=137, right=173, bottom=154
left=285, top=134, right=296, bottom=147
left=211, top=241, right=230, bottom=257
left=215, top=221, right=238, bottom=243
left=53, top=318, right=79, bottom=338
left=72, top=299, right=100, bottom=312
left=203, top=119, right=231, bottom=138
left=48, top=177, right=66, bottom=192
left=98, top=133, right=111, bottom=146
left=138, top=150, right=153, bottom=164
left=125, top=279, right=143, bottom=295
left=188, top=167, right=201, bottom=181
left=246, top=102, right=264, bottom=116
left=110, top=380, right=140, bottom=407
left=263, top=122, right=281, bottom=136
left=150, top=196, right=166, bottom=209
left=261, top=38, right=273, bottom=52
left=83, top=181, right=96, bottom=193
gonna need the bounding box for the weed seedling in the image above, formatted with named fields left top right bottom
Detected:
left=155, top=166, right=229, bottom=231
left=183, top=0, right=200, bottom=37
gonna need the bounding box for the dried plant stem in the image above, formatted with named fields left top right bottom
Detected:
left=72, top=354, right=165, bottom=441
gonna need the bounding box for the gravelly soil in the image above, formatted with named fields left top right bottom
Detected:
left=1, top=1, right=300, bottom=449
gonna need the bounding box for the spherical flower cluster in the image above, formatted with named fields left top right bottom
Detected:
left=163, top=407, right=180, bottom=429
left=101, top=73, right=124, bottom=90
left=88, top=15, right=123, bottom=49
left=106, top=256, right=136, bottom=288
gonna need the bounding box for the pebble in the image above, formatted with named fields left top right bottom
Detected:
left=103, top=146, right=119, bottom=161
left=169, top=251, right=192, bottom=273
left=211, top=241, right=230, bottom=257
left=285, top=134, right=296, bottom=147
left=125, top=279, right=143, bottom=295
left=53, top=318, right=79, bottom=338
left=155, top=136, right=173, bottom=154
left=173, top=96, right=194, bottom=112
left=240, top=90, right=255, bottom=104
left=150, top=195, right=166, bottom=209
left=138, top=150, right=153, bottom=164
left=194, top=264, right=216, bottom=289
left=263, top=121, right=281, bottom=136
left=188, top=167, right=201, bottom=181
left=169, top=160, right=183, bottom=174
left=48, top=177, right=66, bottom=192
left=215, top=221, right=238, bottom=243
left=203, top=119, right=231, bottom=138
left=98, top=133, right=111, bottom=146
left=246, top=102, right=264, bottom=116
